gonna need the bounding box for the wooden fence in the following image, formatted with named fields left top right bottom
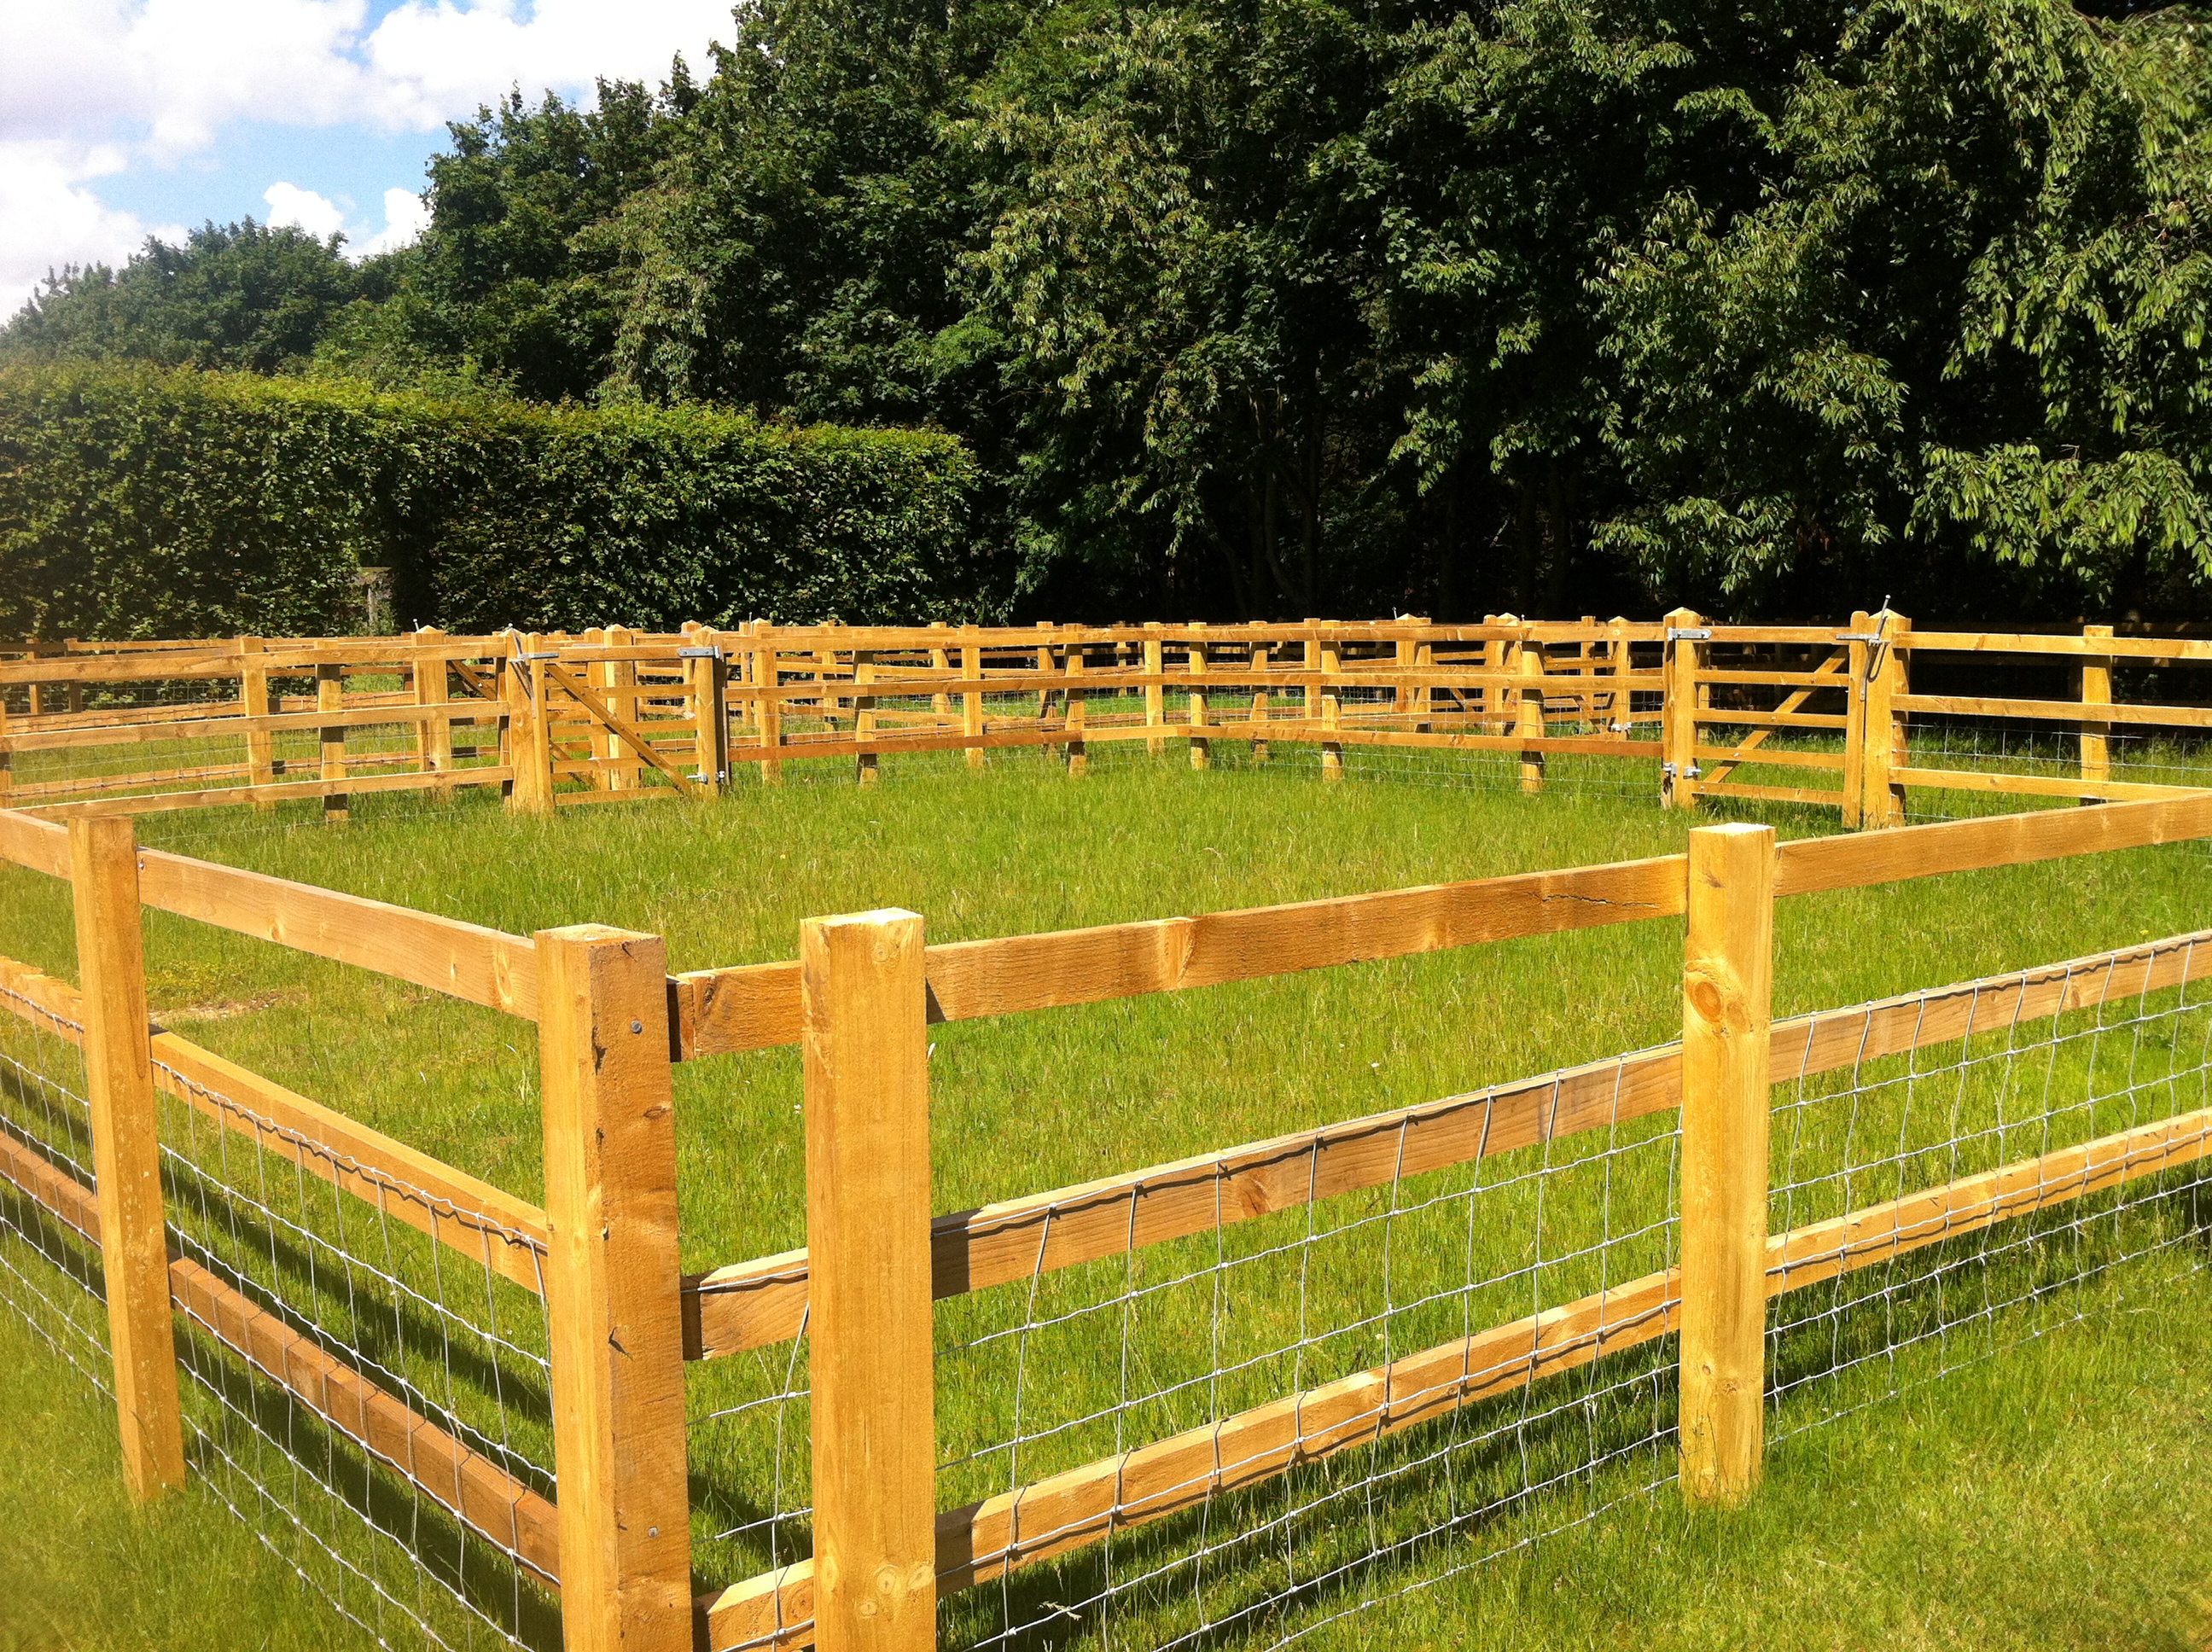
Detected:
left=0, top=791, right=2208, bottom=1652
left=5, top=614, right=2208, bottom=824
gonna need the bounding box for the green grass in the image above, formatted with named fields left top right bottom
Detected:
left=1, top=748, right=2209, bottom=1650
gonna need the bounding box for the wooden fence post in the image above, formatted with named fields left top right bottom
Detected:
left=71, top=816, right=187, bottom=1503
left=2081, top=622, right=2113, bottom=801
left=1661, top=608, right=1703, bottom=810
left=752, top=625, right=785, bottom=787
left=1516, top=637, right=1547, bottom=794
left=317, top=658, right=349, bottom=825
left=1861, top=611, right=1909, bottom=828
left=536, top=924, right=693, bottom=1652
left=1249, top=631, right=1272, bottom=764
left=1189, top=628, right=1211, bottom=771
left=239, top=635, right=277, bottom=809
left=1607, top=617, right=1631, bottom=735
left=853, top=649, right=879, bottom=787
left=1144, top=625, right=1166, bottom=754
left=692, top=637, right=731, bottom=796
left=1065, top=643, right=1088, bottom=776
left=506, top=636, right=556, bottom=817
left=802, top=909, right=936, bottom=1652
left=1318, top=626, right=1342, bottom=782
left=962, top=629, right=986, bottom=771
left=1679, top=820, right=1774, bottom=1510
left=414, top=627, right=456, bottom=793
left=1838, top=610, right=1871, bottom=829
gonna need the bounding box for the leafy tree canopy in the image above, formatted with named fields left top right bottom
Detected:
left=5, top=0, right=2207, bottom=621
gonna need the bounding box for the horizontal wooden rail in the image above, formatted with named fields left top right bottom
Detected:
left=699, top=1069, right=2212, bottom=1650
left=1898, top=693, right=2212, bottom=730
left=0, top=1128, right=561, bottom=1584
left=5, top=701, right=499, bottom=755
left=681, top=928, right=2212, bottom=1357
left=0, top=807, right=542, bottom=1018
left=0, top=952, right=550, bottom=1290
left=678, top=794, right=2212, bottom=1060
left=675, top=852, right=1688, bottom=1058
left=1894, top=767, right=2198, bottom=804
left=22, top=768, right=515, bottom=822
left=1908, top=631, right=2212, bottom=663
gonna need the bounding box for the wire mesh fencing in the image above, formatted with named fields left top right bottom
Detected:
left=0, top=974, right=563, bottom=1652
left=1766, top=932, right=2212, bottom=1441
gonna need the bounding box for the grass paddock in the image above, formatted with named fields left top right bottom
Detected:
left=1, top=749, right=2208, bottom=1649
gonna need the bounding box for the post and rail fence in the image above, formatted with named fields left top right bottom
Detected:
left=4, top=614, right=2209, bottom=826
left=0, top=735, right=2208, bottom=1645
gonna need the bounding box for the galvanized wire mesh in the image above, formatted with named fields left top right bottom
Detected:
left=1767, top=933, right=2212, bottom=1439
left=928, top=1050, right=1685, bottom=1652
left=0, top=980, right=562, bottom=1652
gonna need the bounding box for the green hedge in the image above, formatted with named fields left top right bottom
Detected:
left=0, top=364, right=989, bottom=641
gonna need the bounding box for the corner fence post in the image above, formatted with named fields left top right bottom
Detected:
left=536, top=925, right=692, bottom=1652
left=1861, top=611, right=1909, bottom=828
left=1678, top=821, right=1774, bottom=1509
left=802, top=908, right=936, bottom=1652
left=71, top=815, right=186, bottom=1502
left=1660, top=607, right=1703, bottom=810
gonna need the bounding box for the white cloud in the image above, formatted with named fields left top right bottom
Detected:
left=0, top=142, right=188, bottom=317
left=0, top=1, right=734, bottom=317
left=263, top=180, right=348, bottom=240
left=354, top=186, right=431, bottom=257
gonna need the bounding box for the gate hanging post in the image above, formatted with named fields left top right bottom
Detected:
left=1838, top=611, right=1871, bottom=829
left=803, top=909, right=937, bottom=1652
left=2081, top=622, right=2113, bottom=801
left=691, top=634, right=731, bottom=796
left=71, top=815, right=187, bottom=1503
left=536, top=924, right=693, bottom=1652
left=1661, top=608, right=1703, bottom=810
left=1678, top=820, right=1775, bottom=1509
left=1860, top=611, right=1910, bottom=828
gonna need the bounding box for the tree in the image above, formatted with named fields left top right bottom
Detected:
left=3, top=220, right=360, bottom=374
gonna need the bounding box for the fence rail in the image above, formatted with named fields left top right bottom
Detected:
left=6, top=612, right=2205, bottom=825
left=0, top=764, right=2206, bottom=1651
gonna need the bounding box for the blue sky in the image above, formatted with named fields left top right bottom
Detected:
left=0, top=0, right=736, bottom=311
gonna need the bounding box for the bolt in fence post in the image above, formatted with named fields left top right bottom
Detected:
left=1516, top=636, right=1547, bottom=794
left=239, top=634, right=278, bottom=809
left=1838, top=611, right=1871, bottom=829
left=1660, top=608, right=1702, bottom=810
left=71, top=816, right=187, bottom=1503
left=962, top=630, right=986, bottom=771
left=1678, top=821, right=1774, bottom=1509
left=1861, top=612, right=1908, bottom=828
left=536, top=924, right=692, bottom=1652
left=802, top=909, right=936, bottom=1652
left=2081, top=622, right=2112, bottom=802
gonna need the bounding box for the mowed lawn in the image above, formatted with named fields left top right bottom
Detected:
left=1, top=747, right=2209, bottom=1650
